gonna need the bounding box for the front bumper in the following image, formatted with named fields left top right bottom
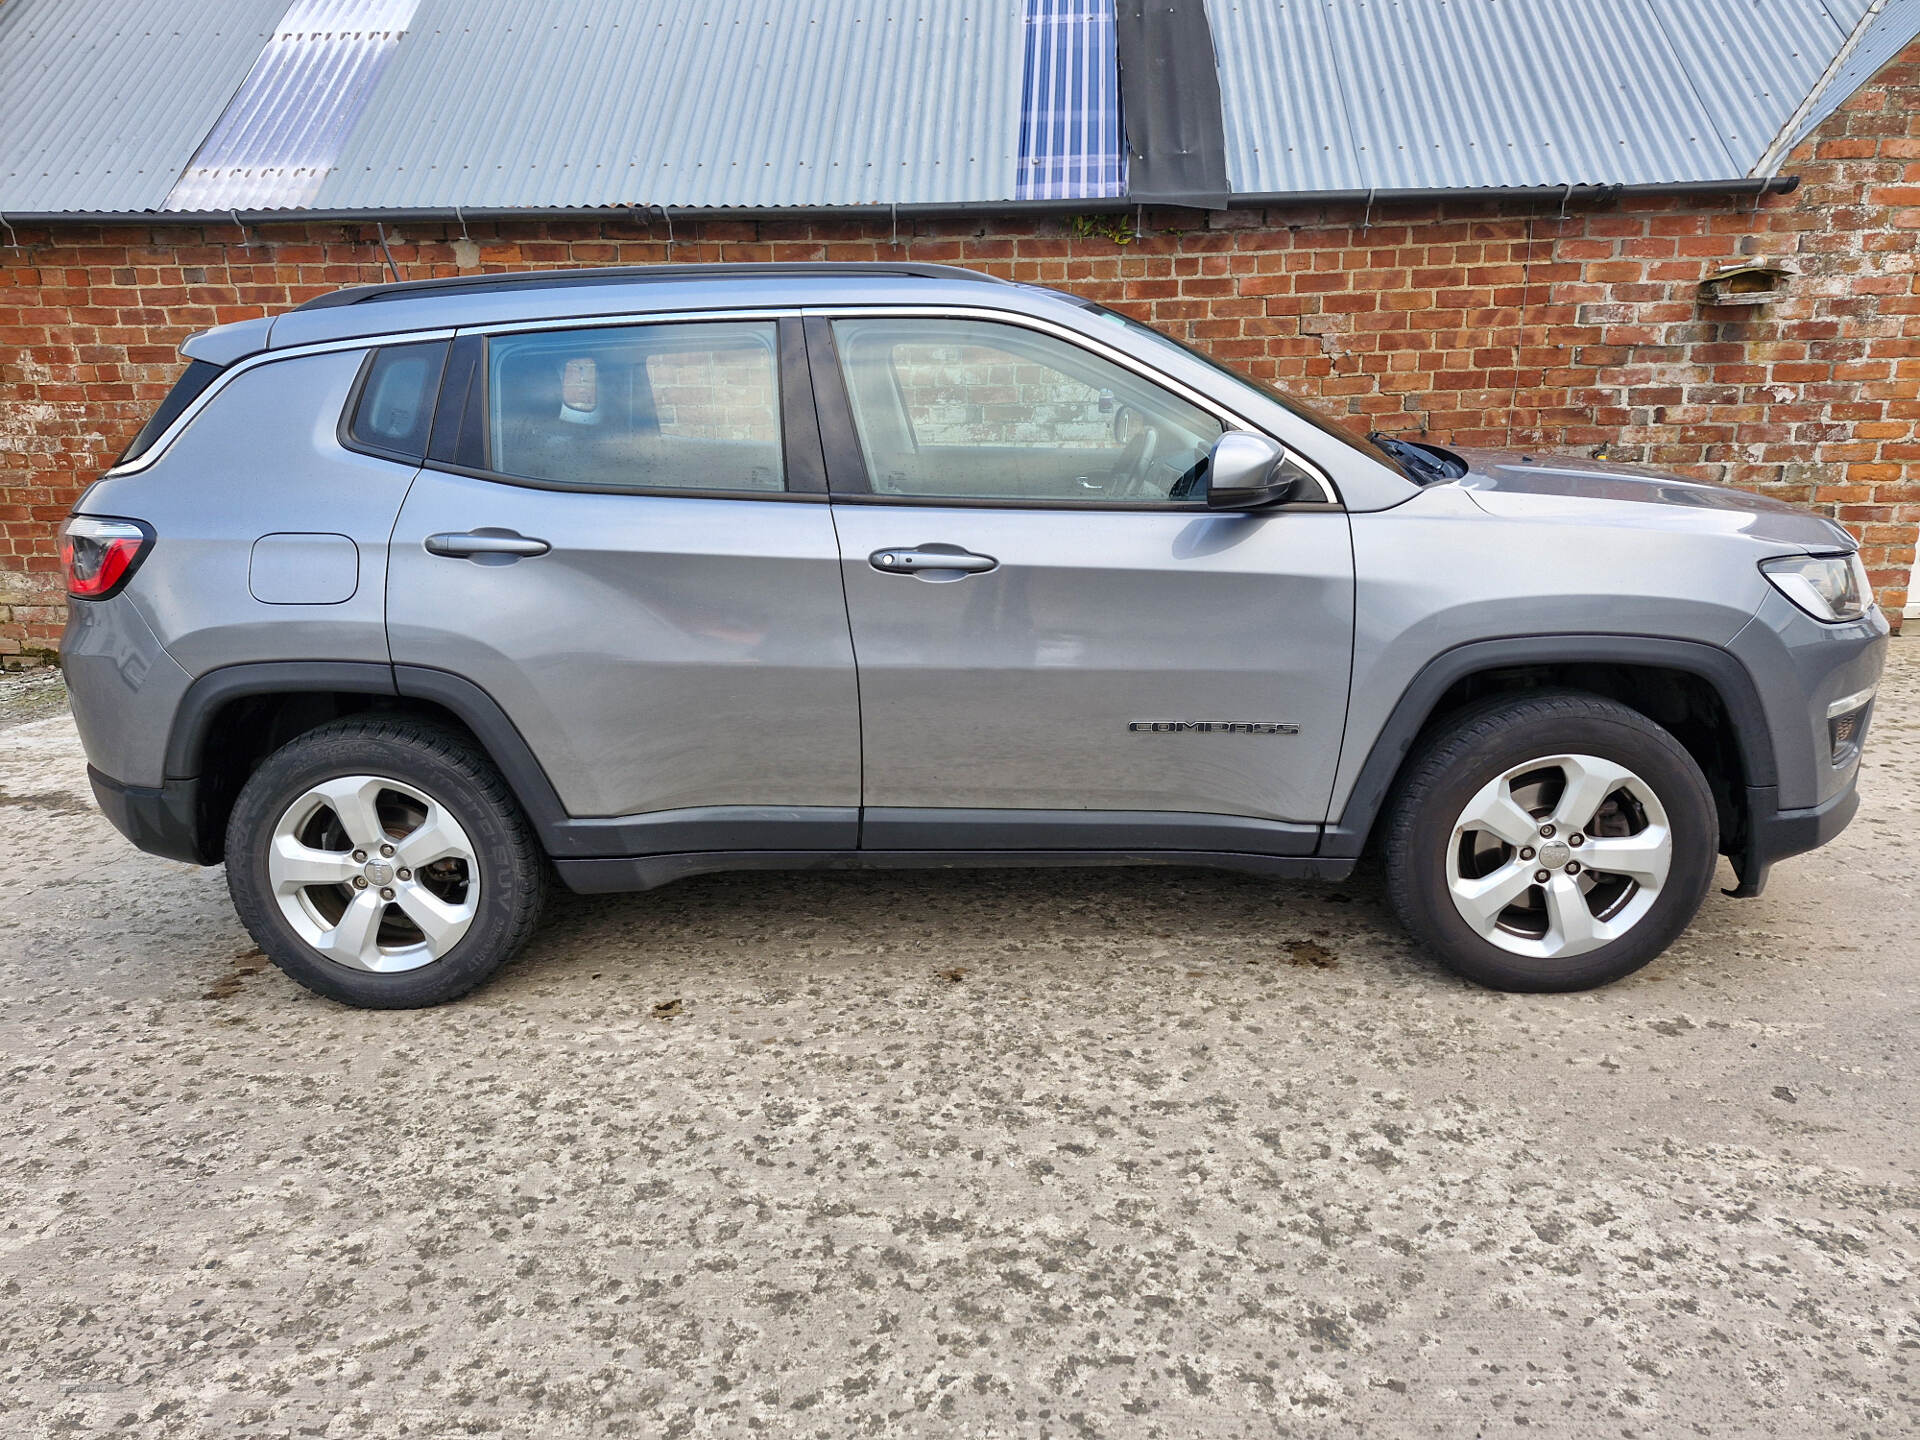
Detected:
left=1726, top=775, right=1860, bottom=898
left=88, top=767, right=210, bottom=865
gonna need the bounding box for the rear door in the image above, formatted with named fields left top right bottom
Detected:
left=813, top=312, right=1355, bottom=854
left=386, top=315, right=860, bottom=848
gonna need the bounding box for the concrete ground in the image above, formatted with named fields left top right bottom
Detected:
left=0, top=648, right=1914, bottom=1440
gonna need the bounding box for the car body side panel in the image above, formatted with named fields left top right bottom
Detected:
left=75, top=350, right=410, bottom=676
left=1332, top=484, right=1778, bottom=821
left=386, top=471, right=860, bottom=819
left=828, top=504, right=1356, bottom=824
left=61, top=593, right=195, bottom=788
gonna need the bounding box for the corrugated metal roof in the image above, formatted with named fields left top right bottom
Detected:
left=311, top=0, right=1027, bottom=209
left=0, top=0, right=290, bottom=214
left=2, top=0, right=1916, bottom=217
left=1793, top=0, right=1920, bottom=142
left=165, top=0, right=421, bottom=212
left=1209, top=0, right=1879, bottom=194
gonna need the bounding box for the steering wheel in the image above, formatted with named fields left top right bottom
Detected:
left=1107, top=406, right=1161, bottom=499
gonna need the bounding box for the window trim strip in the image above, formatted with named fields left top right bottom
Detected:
left=800, top=304, right=1336, bottom=508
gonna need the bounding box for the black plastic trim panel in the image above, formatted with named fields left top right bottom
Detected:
left=556, top=849, right=1356, bottom=894
left=165, top=661, right=398, bottom=778
left=1320, top=634, right=1780, bottom=859
left=89, top=767, right=208, bottom=865
left=555, top=806, right=859, bottom=857
left=863, top=807, right=1319, bottom=855
left=1726, top=779, right=1860, bottom=898
left=802, top=316, right=871, bottom=494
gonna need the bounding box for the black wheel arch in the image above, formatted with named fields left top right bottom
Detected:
left=164, top=661, right=568, bottom=863
left=1321, top=635, right=1777, bottom=861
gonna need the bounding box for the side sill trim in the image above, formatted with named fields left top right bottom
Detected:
left=862, top=806, right=1319, bottom=855
left=554, top=806, right=860, bottom=856
left=555, top=850, right=1357, bottom=894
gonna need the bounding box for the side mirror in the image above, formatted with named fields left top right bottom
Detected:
left=1204, top=431, right=1300, bottom=509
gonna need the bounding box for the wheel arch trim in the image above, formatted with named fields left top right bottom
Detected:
left=1321, top=635, right=1777, bottom=859
left=163, top=660, right=570, bottom=842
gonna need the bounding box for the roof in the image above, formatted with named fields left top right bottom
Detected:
left=3, top=0, right=1917, bottom=219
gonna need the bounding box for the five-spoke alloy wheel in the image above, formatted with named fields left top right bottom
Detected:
left=1386, top=693, right=1718, bottom=991
left=266, top=774, right=482, bottom=973
left=228, top=717, right=545, bottom=1008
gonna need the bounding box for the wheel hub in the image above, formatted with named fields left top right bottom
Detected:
left=1536, top=839, right=1571, bottom=869
left=362, top=858, right=394, bottom=887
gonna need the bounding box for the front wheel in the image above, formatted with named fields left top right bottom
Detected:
left=1384, top=692, right=1719, bottom=991
left=226, top=716, right=547, bottom=1008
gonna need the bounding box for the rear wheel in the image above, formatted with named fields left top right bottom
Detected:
left=226, top=717, right=546, bottom=1007
left=1384, top=692, right=1718, bottom=991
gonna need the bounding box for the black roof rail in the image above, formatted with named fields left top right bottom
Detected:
left=295, top=261, right=1011, bottom=311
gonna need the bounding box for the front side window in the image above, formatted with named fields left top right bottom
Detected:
left=485, top=321, right=784, bottom=492
left=831, top=317, right=1224, bottom=503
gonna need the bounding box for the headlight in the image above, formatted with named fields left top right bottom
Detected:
left=1759, top=551, right=1874, bottom=623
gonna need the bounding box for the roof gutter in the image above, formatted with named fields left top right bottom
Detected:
left=0, top=177, right=1800, bottom=228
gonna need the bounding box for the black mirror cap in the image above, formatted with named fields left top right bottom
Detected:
left=1204, top=431, right=1301, bottom=509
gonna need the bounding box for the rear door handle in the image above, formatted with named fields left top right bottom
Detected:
left=869, top=545, right=999, bottom=577
left=424, top=529, right=551, bottom=559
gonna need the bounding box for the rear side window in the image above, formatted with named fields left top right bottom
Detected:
left=346, top=341, right=449, bottom=461
left=483, top=321, right=785, bottom=493
left=120, top=359, right=224, bottom=464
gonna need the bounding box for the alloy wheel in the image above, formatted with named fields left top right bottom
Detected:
left=265, top=774, right=480, bottom=972
left=1445, top=753, right=1674, bottom=960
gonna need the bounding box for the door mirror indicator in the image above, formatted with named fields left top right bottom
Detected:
left=1204, top=432, right=1300, bottom=509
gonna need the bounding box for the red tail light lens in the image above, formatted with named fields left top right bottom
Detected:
left=60, top=516, right=152, bottom=599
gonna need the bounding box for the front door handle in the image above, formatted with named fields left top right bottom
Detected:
left=869, top=545, right=999, bottom=578
left=424, top=529, right=551, bottom=560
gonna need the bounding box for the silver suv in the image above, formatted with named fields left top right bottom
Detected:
left=62, top=263, right=1887, bottom=1007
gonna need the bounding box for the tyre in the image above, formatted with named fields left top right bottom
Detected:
left=225, top=716, right=546, bottom=1008
left=1383, top=692, right=1718, bottom=992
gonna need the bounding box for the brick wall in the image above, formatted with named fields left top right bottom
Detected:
left=4, top=42, right=1916, bottom=663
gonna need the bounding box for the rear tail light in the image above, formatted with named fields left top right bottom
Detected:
left=60, top=515, right=153, bottom=599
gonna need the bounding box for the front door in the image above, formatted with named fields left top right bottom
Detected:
left=814, top=314, right=1354, bottom=854
left=387, top=317, right=861, bottom=851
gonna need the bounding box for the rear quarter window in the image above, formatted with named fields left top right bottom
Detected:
left=345, top=341, right=450, bottom=461
left=119, top=359, right=224, bottom=464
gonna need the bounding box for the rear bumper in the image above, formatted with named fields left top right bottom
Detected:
left=88, top=767, right=210, bottom=865
left=1726, top=776, right=1859, bottom=898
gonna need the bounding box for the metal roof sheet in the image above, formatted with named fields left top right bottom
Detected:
left=0, top=0, right=290, bottom=214
left=3, top=0, right=1915, bottom=217
left=310, top=0, right=1028, bottom=210
left=1210, top=0, right=1866, bottom=194
left=1792, top=0, right=1920, bottom=143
